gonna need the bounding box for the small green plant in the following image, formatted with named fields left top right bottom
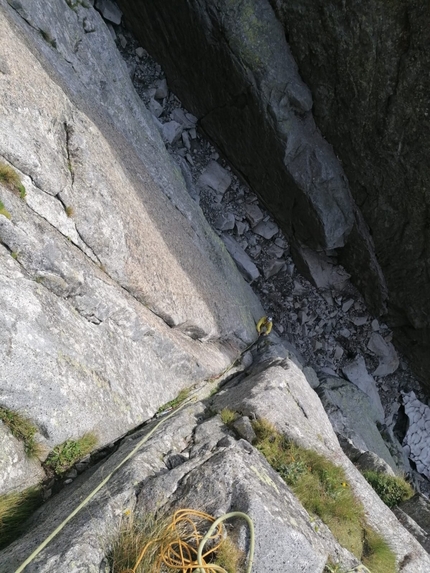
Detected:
left=0, top=200, right=11, bottom=219
left=220, top=408, right=237, bottom=426
left=362, top=526, right=397, bottom=573
left=362, top=470, right=413, bottom=508
left=65, top=205, right=74, bottom=217
left=324, top=561, right=345, bottom=573
left=44, top=432, right=97, bottom=475
left=0, top=407, right=42, bottom=458
left=253, top=419, right=397, bottom=572
left=11, top=251, right=19, bottom=259
left=157, top=388, right=190, bottom=414
left=0, top=487, right=42, bottom=550
left=0, top=162, right=26, bottom=198
left=214, top=536, right=245, bottom=573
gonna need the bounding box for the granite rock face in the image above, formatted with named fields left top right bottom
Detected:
left=0, top=0, right=262, bottom=489
left=0, top=423, right=45, bottom=495
left=270, top=0, right=430, bottom=386
left=2, top=343, right=429, bottom=572
left=315, top=376, right=398, bottom=473
left=118, top=0, right=430, bottom=389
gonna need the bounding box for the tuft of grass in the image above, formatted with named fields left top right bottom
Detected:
left=362, top=470, right=413, bottom=508
left=220, top=408, right=237, bottom=426
left=252, top=419, right=397, bottom=570
left=0, top=407, right=42, bottom=458
left=214, top=536, right=245, bottom=573
left=110, top=510, right=244, bottom=573
left=362, top=526, right=397, bottom=573
left=0, top=162, right=26, bottom=199
left=324, top=562, right=346, bottom=573
left=0, top=487, right=42, bottom=550
left=44, top=432, right=97, bottom=475
left=0, top=200, right=11, bottom=219
left=157, top=388, right=190, bottom=414
left=65, top=205, right=74, bottom=217
left=109, top=513, right=177, bottom=573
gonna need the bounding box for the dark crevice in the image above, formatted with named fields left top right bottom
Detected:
left=64, top=122, right=75, bottom=185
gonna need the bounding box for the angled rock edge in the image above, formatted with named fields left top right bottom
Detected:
left=118, top=0, right=387, bottom=318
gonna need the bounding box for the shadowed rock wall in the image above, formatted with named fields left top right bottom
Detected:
left=269, top=0, right=430, bottom=386
left=118, top=0, right=430, bottom=388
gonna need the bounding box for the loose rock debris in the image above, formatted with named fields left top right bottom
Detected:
left=112, top=22, right=430, bottom=493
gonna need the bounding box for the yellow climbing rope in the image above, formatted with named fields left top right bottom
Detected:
left=120, top=509, right=254, bottom=573
left=14, top=317, right=266, bottom=572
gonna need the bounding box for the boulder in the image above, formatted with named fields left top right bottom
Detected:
left=0, top=354, right=376, bottom=572
left=315, top=376, right=398, bottom=473
left=210, top=342, right=430, bottom=571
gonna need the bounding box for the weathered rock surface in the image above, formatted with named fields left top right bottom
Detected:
left=3, top=343, right=428, bottom=572
left=315, top=376, right=398, bottom=473
left=402, top=392, right=430, bottom=479
left=0, top=0, right=262, bottom=475
left=0, top=423, right=45, bottom=495
left=399, top=493, right=430, bottom=536
left=393, top=506, right=430, bottom=554
left=210, top=342, right=430, bottom=571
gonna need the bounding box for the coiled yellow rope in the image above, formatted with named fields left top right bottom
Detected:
left=120, top=509, right=254, bottom=573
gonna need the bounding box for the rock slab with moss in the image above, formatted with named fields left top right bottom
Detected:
left=1, top=342, right=428, bottom=571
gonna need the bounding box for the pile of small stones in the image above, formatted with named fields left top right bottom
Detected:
left=95, top=3, right=430, bottom=491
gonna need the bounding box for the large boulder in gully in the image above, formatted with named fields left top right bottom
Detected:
left=118, top=0, right=430, bottom=390
left=268, top=0, right=430, bottom=388
left=0, top=0, right=262, bottom=490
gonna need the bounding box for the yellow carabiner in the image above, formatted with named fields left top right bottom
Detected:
left=256, top=316, right=273, bottom=336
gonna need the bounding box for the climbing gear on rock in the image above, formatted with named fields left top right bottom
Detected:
left=120, top=508, right=254, bottom=573
left=256, top=316, right=273, bottom=336
left=13, top=401, right=192, bottom=573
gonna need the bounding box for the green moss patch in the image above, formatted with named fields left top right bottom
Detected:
left=0, top=162, right=26, bottom=198
left=44, top=432, right=97, bottom=475
left=157, top=388, right=190, bottom=414
left=362, top=470, right=413, bottom=508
